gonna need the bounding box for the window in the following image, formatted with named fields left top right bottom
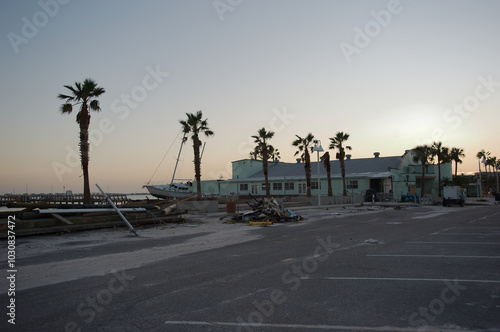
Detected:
left=311, top=181, right=319, bottom=190
left=261, top=183, right=267, bottom=191
left=273, top=183, right=282, bottom=191
left=347, top=180, right=358, bottom=189
left=285, top=182, right=294, bottom=191
left=239, top=184, right=248, bottom=191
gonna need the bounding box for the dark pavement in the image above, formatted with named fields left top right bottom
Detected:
left=1, top=204, right=500, bottom=331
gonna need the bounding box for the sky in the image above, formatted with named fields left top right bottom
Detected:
left=1, top=0, right=499, bottom=194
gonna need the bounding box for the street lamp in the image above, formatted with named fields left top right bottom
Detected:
left=312, top=140, right=324, bottom=206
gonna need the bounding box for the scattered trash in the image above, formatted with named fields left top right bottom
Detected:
left=231, top=194, right=302, bottom=224
left=364, top=238, right=379, bottom=244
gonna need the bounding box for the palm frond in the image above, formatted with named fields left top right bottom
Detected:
left=89, top=100, right=101, bottom=112
left=59, top=103, right=73, bottom=114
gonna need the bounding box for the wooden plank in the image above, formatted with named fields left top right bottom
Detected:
left=50, top=213, right=74, bottom=225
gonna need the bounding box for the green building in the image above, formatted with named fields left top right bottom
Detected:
left=196, top=150, right=451, bottom=201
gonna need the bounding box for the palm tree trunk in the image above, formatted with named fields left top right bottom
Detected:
left=79, top=114, right=91, bottom=205
left=420, top=163, right=425, bottom=198
left=262, top=144, right=270, bottom=196
left=437, top=159, right=442, bottom=197
left=341, top=158, right=347, bottom=196
left=326, top=163, right=333, bottom=196
left=305, top=152, right=311, bottom=197
left=454, top=161, right=458, bottom=177
left=193, top=138, right=202, bottom=200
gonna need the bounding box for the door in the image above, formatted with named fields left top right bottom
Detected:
left=251, top=184, right=258, bottom=195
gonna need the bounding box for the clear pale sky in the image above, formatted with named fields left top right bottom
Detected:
left=1, top=0, right=499, bottom=194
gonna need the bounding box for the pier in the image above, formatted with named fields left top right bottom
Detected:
left=0, top=193, right=130, bottom=207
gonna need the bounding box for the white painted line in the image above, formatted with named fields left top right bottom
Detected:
left=433, top=233, right=500, bottom=236
left=164, top=320, right=462, bottom=331
left=451, top=227, right=500, bottom=229
left=300, top=277, right=500, bottom=283
left=367, top=254, right=500, bottom=258
left=411, top=213, right=447, bottom=219
left=469, top=212, right=500, bottom=223
left=407, top=241, right=500, bottom=245
left=430, top=227, right=455, bottom=235
left=432, top=226, right=500, bottom=235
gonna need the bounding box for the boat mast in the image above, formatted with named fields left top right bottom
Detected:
left=171, top=132, right=187, bottom=185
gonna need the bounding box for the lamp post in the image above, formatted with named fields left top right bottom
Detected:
left=312, top=140, right=324, bottom=206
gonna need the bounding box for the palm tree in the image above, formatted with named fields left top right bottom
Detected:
left=180, top=111, right=214, bottom=200
left=329, top=132, right=351, bottom=196
left=58, top=78, right=105, bottom=204
left=476, top=150, right=490, bottom=190
left=251, top=128, right=274, bottom=196
left=249, top=144, right=280, bottom=162
left=487, top=156, right=498, bottom=191
left=449, top=147, right=465, bottom=177
left=321, top=151, right=333, bottom=196
left=496, top=159, right=500, bottom=192
left=431, top=141, right=450, bottom=197
left=476, top=150, right=490, bottom=173
left=486, top=156, right=496, bottom=174
left=292, top=133, right=315, bottom=197
left=411, top=145, right=433, bottom=198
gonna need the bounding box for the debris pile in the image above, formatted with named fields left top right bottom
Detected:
left=231, top=194, right=302, bottom=224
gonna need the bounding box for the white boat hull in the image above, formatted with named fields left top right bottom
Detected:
left=144, top=184, right=193, bottom=200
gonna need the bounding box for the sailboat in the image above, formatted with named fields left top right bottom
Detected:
left=143, top=133, right=194, bottom=200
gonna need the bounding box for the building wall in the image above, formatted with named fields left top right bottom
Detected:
left=391, top=151, right=452, bottom=199
left=232, top=160, right=264, bottom=179
left=200, top=154, right=452, bottom=200
left=219, top=177, right=375, bottom=197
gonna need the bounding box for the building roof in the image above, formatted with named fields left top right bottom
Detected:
left=230, top=156, right=403, bottom=182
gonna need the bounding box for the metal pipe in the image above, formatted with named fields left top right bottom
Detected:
left=95, top=183, right=138, bottom=237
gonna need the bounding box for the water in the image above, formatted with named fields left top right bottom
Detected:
left=127, top=194, right=157, bottom=201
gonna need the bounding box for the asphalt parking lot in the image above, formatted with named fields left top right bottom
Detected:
left=1, top=204, right=499, bottom=331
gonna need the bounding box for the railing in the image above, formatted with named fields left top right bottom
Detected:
left=0, top=193, right=130, bottom=206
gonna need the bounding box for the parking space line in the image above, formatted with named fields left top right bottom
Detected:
left=411, top=212, right=447, bottom=219
left=431, top=226, right=500, bottom=236
left=164, top=320, right=464, bottom=331
left=432, top=233, right=500, bottom=236
left=367, top=254, right=500, bottom=258
left=407, top=241, right=500, bottom=245
left=299, top=277, right=500, bottom=283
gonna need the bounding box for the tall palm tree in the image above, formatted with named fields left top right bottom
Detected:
left=486, top=156, right=496, bottom=174
left=58, top=78, right=105, bottom=204
left=249, top=144, right=280, bottom=162
left=329, top=132, right=351, bottom=196
left=251, top=128, right=274, bottom=196
left=321, top=151, right=333, bottom=196
left=487, top=156, right=498, bottom=190
left=476, top=150, right=490, bottom=173
left=476, top=149, right=490, bottom=190
left=411, top=145, right=433, bottom=198
left=431, top=141, right=450, bottom=197
left=449, top=147, right=465, bottom=177
left=496, top=159, right=500, bottom=192
left=180, top=111, right=214, bottom=200
left=292, top=133, right=315, bottom=197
